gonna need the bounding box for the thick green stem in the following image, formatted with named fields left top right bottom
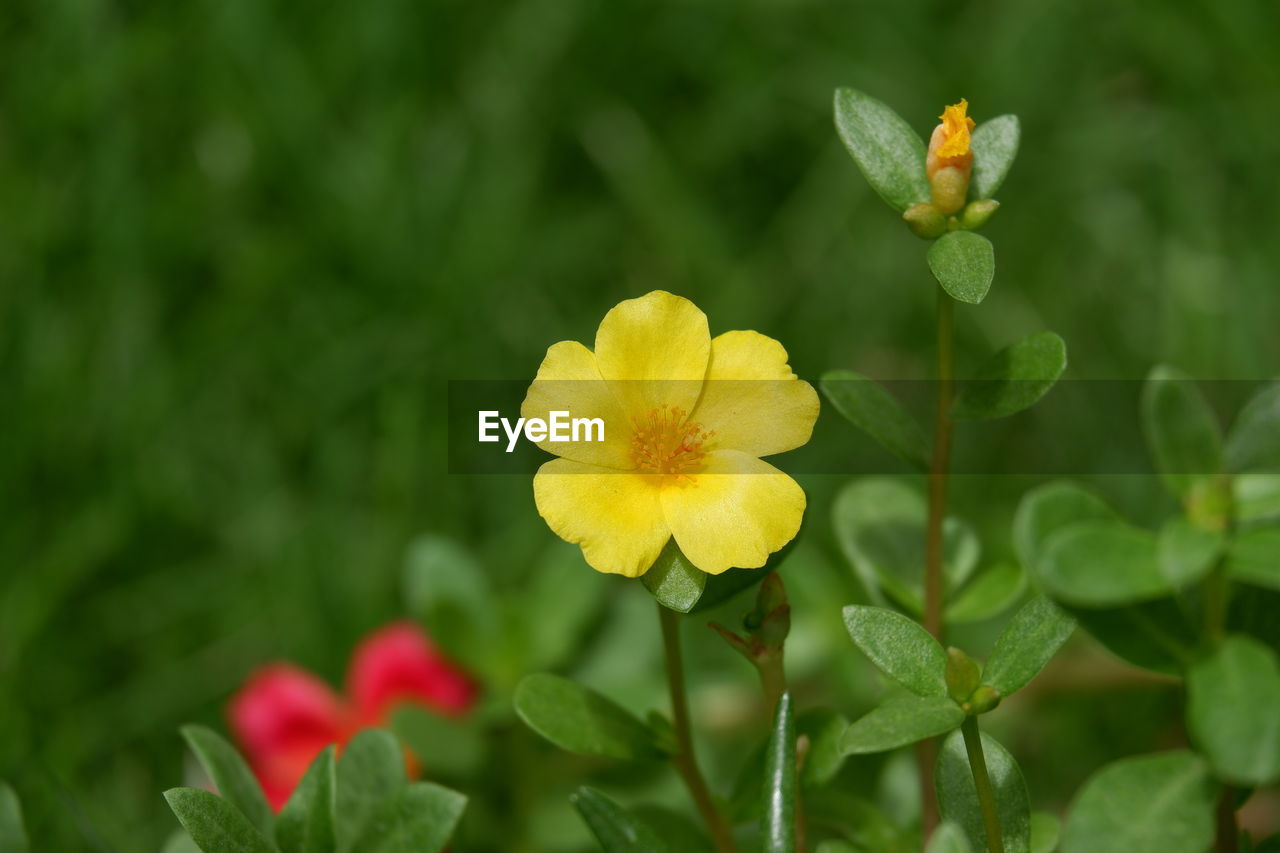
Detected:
left=919, top=287, right=955, bottom=844
left=1215, top=784, right=1238, bottom=853
left=659, top=605, right=738, bottom=853
left=961, top=717, right=1005, bottom=853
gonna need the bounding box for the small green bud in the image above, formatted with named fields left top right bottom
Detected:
left=753, top=573, right=788, bottom=623
left=963, top=685, right=1002, bottom=715
left=755, top=604, right=791, bottom=652
left=946, top=647, right=982, bottom=704
left=903, top=203, right=946, bottom=239
left=959, top=199, right=1000, bottom=230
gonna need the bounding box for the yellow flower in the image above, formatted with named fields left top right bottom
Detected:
left=927, top=98, right=977, bottom=214
left=934, top=99, right=975, bottom=161
left=522, top=291, right=819, bottom=577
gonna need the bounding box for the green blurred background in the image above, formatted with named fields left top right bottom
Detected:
left=2, top=0, right=1277, bottom=848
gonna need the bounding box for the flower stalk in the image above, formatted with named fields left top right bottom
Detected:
left=960, top=716, right=1006, bottom=853
left=659, top=604, right=738, bottom=853
left=919, top=285, right=956, bottom=841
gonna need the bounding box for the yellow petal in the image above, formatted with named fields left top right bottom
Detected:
left=533, top=458, right=670, bottom=577
left=936, top=99, right=975, bottom=158
left=660, top=450, right=806, bottom=575
left=691, top=330, right=819, bottom=457
left=593, top=290, right=710, bottom=416
left=521, top=341, right=634, bottom=469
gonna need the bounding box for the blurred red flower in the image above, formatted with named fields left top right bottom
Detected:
left=229, top=622, right=477, bottom=810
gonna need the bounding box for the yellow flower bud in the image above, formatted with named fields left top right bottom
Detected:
left=927, top=99, right=975, bottom=214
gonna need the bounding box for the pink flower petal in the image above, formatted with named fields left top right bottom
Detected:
left=228, top=663, right=352, bottom=810
left=346, top=622, right=477, bottom=724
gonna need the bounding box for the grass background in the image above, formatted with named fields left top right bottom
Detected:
left=1, top=0, right=1277, bottom=848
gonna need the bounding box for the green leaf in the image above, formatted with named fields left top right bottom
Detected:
left=180, top=725, right=274, bottom=838
left=970, top=114, right=1020, bottom=199
left=1229, top=527, right=1280, bottom=590
left=1067, top=598, right=1196, bottom=675
left=928, top=822, right=975, bottom=853
left=642, top=540, right=706, bottom=613
left=952, top=332, right=1067, bottom=421
left=1060, top=751, right=1215, bottom=853
left=841, top=695, right=964, bottom=755
left=1038, top=521, right=1170, bottom=607
left=164, top=788, right=276, bottom=853
left=355, top=782, right=466, bottom=853
left=928, top=231, right=995, bottom=305
left=1186, top=635, right=1280, bottom=785
left=1013, top=482, right=1117, bottom=573
left=403, top=535, right=498, bottom=675
left=981, top=596, right=1076, bottom=698
left=819, top=371, right=930, bottom=469
left=390, top=706, right=485, bottom=779
left=832, top=87, right=929, bottom=212
left=763, top=692, right=797, bottom=853
left=335, top=729, right=407, bottom=853
left=946, top=563, right=1027, bottom=624
left=571, top=787, right=671, bottom=852
left=0, top=782, right=27, bottom=853
left=1157, top=517, right=1223, bottom=589
left=1225, top=383, right=1280, bottom=473
left=936, top=728, right=1031, bottom=853
left=276, top=746, right=335, bottom=853
left=1142, top=365, right=1224, bottom=497
left=833, top=478, right=979, bottom=613
left=843, top=604, right=949, bottom=697
left=1029, top=811, right=1061, bottom=853
left=514, top=673, right=666, bottom=760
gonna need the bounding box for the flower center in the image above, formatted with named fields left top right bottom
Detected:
left=630, top=405, right=713, bottom=477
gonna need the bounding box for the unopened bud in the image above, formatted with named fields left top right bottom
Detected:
left=753, top=574, right=788, bottom=624
left=927, top=99, right=975, bottom=215
left=960, top=199, right=1000, bottom=230
left=755, top=604, right=791, bottom=652
left=963, top=685, right=1002, bottom=715
left=903, top=203, right=946, bottom=239
left=946, top=647, right=982, bottom=704
left=930, top=166, right=969, bottom=215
